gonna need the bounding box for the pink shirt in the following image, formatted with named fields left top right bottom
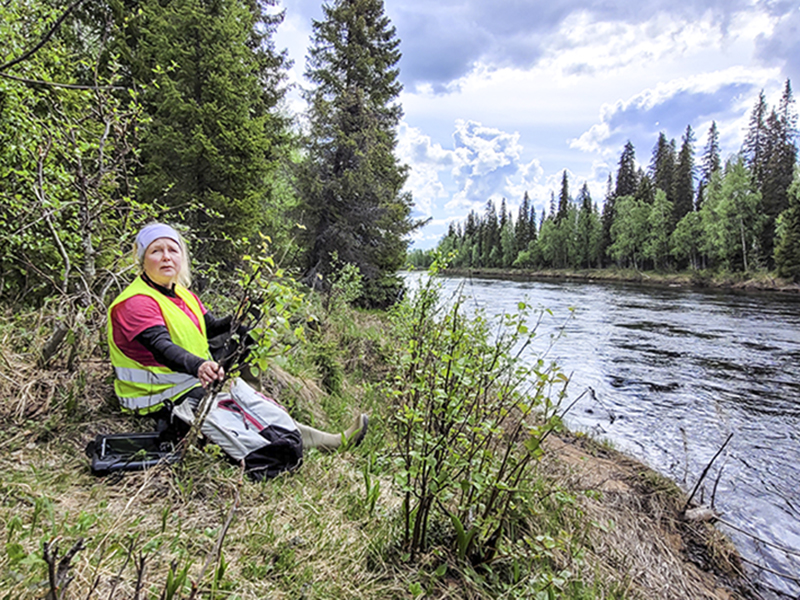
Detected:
left=111, top=291, right=207, bottom=366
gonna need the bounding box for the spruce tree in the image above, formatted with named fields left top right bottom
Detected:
left=743, top=90, right=769, bottom=188
left=557, top=170, right=570, bottom=223
left=700, top=121, right=721, bottom=185
left=600, top=172, right=615, bottom=266
left=761, top=82, right=798, bottom=264
left=576, top=182, right=597, bottom=268
left=482, top=200, right=500, bottom=266
left=775, top=178, right=800, bottom=281
left=131, top=0, right=290, bottom=264
left=698, top=121, right=721, bottom=210
left=499, top=198, right=509, bottom=232
left=615, top=141, right=638, bottom=198
left=301, top=0, right=416, bottom=306
left=515, top=192, right=531, bottom=254
left=604, top=142, right=638, bottom=265
left=673, top=125, right=696, bottom=226
left=529, top=198, right=539, bottom=244
left=649, top=132, right=675, bottom=204
left=635, top=171, right=654, bottom=204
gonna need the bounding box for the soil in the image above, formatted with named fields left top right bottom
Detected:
left=544, top=432, right=757, bottom=600
left=441, top=267, right=800, bottom=295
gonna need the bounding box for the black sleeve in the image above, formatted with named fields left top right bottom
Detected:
left=204, top=311, right=233, bottom=338
left=135, top=325, right=206, bottom=377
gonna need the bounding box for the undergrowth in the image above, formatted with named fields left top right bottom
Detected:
left=0, top=262, right=748, bottom=599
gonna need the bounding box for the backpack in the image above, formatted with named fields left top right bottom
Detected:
left=173, top=378, right=303, bottom=481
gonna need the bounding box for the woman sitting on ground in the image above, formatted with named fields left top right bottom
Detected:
left=107, top=222, right=367, bottom=452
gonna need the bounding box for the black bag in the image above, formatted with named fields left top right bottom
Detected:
left=173, top=378, right=303, bottom=481
left=85, top=431, right=180, bottom=475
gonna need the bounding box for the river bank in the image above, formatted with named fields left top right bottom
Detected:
left=0, top=360, right=757, bottom=599
left=439, top=266, right=800, bottom=294
left=403, top=270, right=800, bottom=598
left=0, top=295, right=761, bottom=598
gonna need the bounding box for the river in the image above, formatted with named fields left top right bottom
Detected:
left=402, top=271, right=800, bottom=599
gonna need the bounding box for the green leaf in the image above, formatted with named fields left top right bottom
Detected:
left=5, top=542, right=26, bottom=565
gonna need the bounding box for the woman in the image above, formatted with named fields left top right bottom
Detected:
left=108, top=222, right=367, bottom=453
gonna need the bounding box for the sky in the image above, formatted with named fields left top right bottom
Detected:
left=273, top=0, right=800, bottom=249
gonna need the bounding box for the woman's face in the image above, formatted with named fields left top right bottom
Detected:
left=143, top=237, right=182, bottom=286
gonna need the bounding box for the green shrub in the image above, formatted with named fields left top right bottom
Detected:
left=388, top=257, right=570, bottom=564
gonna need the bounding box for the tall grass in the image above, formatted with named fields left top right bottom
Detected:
left=0, top=261, right=745, bottom=599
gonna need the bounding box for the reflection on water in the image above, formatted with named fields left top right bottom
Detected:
left=403, top=272, right=800, bottom=598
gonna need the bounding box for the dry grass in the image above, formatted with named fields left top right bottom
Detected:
left=543, top=434, right=753, bottom=600
left=0, top=306, right=756, bottom=600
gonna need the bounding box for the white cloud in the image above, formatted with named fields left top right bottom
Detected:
left=275, top=0, right=795, bottom=250
left=397, top=123, right=453, bottom=218
left=568, top=66, right=780, bottom=158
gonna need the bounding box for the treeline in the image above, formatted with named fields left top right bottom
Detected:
left=0, top=0, right=414, bottom=310
left=412, top=82, right=800, bottom=282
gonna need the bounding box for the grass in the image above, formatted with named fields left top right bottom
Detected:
left=0, top=297, right=755, bottom=599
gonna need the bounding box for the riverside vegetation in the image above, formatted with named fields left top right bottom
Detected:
left=0, top=259, right=756, bottom=600
left=0, top=1, right=777, bottom=596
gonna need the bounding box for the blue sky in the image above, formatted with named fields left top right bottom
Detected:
left=274, top=0, right=800, bottom=249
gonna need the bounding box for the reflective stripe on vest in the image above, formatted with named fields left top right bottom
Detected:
left=108, top=276, right=210, bottom=414
left=114, top=367, right=199, bottom=385
left=114, top=369, right=200, bottom=411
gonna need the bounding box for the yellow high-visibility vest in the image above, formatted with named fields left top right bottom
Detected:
left=107, top=276, right=210, bottom=414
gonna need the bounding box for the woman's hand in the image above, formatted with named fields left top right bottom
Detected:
left=198, top=360, right=225, bottom=388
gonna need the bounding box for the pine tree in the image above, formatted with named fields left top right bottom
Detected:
left=673, top=125, right=696, bottom=225
left=132, top=0, right=290, bottom=263
left=301, top=0, right=416, bottom=306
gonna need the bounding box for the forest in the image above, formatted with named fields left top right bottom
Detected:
left=0, top=0, right=417, bottom=313
left=411, top=85, right=800, bottom=282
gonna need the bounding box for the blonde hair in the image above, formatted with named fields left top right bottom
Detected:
left=134, top=229, right=193, bottom=288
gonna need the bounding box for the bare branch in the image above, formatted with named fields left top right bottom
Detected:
left=683, top=432, right=734, bottom=513
left=34, top=138, right=72, bottom=291
left=187, top=463, right=244, bottom=600
left=43, top=536, right=86, bottom=600
left=0, top=0, right=89, bottom=72
left=133, top=552, right=147, bottom=600
left=105, top=536, right=137, bottom=600
left=0, top=70, right=125, bottom=90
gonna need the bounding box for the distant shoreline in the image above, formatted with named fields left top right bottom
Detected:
left=423, top=267, right=800, bottom=295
